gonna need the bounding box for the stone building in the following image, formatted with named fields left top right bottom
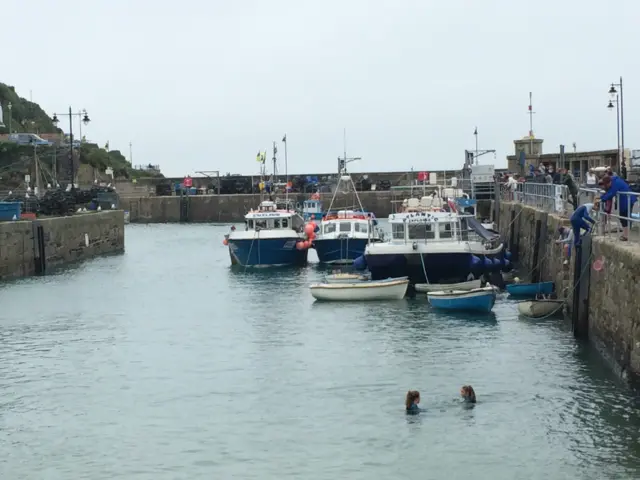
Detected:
left=506, top=135, right=628, bottom=182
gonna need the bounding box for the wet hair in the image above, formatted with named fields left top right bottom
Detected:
left=461, top=385, right=476, bottom=403
left=405, top=390, right=420, bottom=409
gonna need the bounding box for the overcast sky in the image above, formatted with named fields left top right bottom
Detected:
left=3, top=0, right=638, bottom=177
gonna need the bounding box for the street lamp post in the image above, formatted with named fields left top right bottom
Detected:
left=607, top=95, right=621, bottom=175
left=51, top=107, right=91, bottom=190
left=7, top=102, right=12, bottom=133
left=608, top=78, right=624, bottom=176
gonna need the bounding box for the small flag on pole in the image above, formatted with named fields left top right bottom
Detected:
left=282, top=134, right=287, bottom=143
left=473, top=127, right=477, bottom=136
left=105, top=141, right=109, bottom=151
left=256, top=151, right=262, bottom=162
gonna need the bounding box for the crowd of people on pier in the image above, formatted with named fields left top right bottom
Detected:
left=501, top=163, right=638, bottom=244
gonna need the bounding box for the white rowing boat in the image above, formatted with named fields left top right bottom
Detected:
left=517, top=300, right=564, bottom=318
left=310, top=277, right=409, bottom=301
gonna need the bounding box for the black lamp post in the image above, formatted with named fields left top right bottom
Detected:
left=52, top=107, right=90, bottom=190
left=607, top=78, right=624, bottom=175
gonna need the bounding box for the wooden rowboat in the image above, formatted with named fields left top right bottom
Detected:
left=415, top=279, right=482, bottom=293
left=310, top=277, right=409, bottom=301
left=517, top=300, right=564, bottom=318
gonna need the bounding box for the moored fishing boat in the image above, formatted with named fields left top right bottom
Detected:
left=312, top=157, right=382, bottom=264
left=309, top=277, right=409, bottom=301
left=224, top=141, right=311, bottom=267
left=427, top=286, right=497, bottom=313
left=225, top=200, right=308, bottom=267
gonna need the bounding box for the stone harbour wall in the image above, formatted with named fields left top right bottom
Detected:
left=120, top=193, right=494, bottom=224
left=0, top=210, right=125, bottom=281
left=588, top=238, right=640, bottom=382
left=497, top=201, right=640, bottom=385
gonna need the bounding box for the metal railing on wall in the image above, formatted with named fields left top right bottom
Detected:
left=502, top=182, right=568, bottom=214
left=578, top=187, right=639, bottom=243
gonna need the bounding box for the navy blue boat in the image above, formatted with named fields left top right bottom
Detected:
left=226, top=200, right=308, bottom=267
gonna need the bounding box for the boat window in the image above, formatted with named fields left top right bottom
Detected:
left=355, top=223, right=368, bottom=233
left=392, top=223, right=404, bottom=240
left=273, top=219, right=281, bottom=228
left=324, top=223, right=336, bottom=234
left=282, top=218, right=289, bottom=228
left=339, top=222, right=351, bottom=233
left=408, top=223, right=433, bottom=240
left=247, top=220, right=254, bottom=229
left=439, top=223, right=453, bottom=239
left=255, top=220, right=267, bottom=229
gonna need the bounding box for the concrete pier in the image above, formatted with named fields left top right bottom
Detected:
left=0, top=210, right=125, bottom=280
left=497, top=201, right=640, bottom=384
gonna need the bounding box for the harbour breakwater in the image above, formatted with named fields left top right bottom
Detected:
left=497, top=201, right=640, bottom=385
left=120, top=193, right=494, bottom=223
left=0, top=210, right=125, bottom=280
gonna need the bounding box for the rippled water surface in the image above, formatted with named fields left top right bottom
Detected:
left=2, top=224, right=640, bottom=479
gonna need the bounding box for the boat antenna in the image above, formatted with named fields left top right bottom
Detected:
left=282, top=133, right=288, bottom=210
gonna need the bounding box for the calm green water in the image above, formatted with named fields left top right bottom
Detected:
left=1, top=224, right=640, bottom=480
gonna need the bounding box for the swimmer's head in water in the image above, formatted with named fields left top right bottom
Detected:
left=460, top=385, right=476, bottom=403
left=405, top=390, right=420, bottom=409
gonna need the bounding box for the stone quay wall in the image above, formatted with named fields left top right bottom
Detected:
left=497, top=201, right=640, bottom=385
left=0, top=210, right=125, bottom=281
left=120, top=193, right=495, bottom=224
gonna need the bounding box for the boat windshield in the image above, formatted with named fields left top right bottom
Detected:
left=247, top=217, right=290, bottom=230
left=339, top=222, right=351, bottom=233
left=408, top=223, right=435, bottom=240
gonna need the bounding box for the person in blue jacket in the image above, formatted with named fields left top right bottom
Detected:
left=570, top=202, right=599, bottom=247
left=601, top=175, right=637, bottom=241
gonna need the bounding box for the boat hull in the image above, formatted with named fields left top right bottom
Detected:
left=228, top=237, right=309, bottom=267
left=517, top=300, right=564, bottom=318
left=364, top=252, right=503, bottom=284
left=506, top=282, right=554, bottom=297
left=310, top=278, right=409, bottom=301
left=415, top=279, right=482, bottom=293
left=427, top=287, right=496, bottom=313
left=314, top=237, right=371, bottom=264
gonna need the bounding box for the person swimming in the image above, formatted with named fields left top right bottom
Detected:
left=405, top=390, right=421, bottom=413
left=460, top=385, right=476, bottom=404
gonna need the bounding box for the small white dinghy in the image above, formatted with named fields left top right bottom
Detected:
left=517, top=299, right=564, bottom=318
left=310, top=277, right=409, bottom=301
left=415, top=279, right=482, bottom=293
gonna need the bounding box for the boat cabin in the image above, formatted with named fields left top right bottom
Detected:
left=320, top=210, right=375, bottom=237
left=388, top=211, right=474, bottom=243
left=245, top=201, right=304, bottom=231
left=303, top=199, right=322, bottom=214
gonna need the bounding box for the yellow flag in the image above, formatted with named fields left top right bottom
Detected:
left=256, top=151, right=262, bottom=162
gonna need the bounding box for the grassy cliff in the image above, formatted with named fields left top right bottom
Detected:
left=0, top=82, right=162, bottom=187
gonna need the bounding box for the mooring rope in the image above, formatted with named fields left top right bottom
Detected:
left=244, top=229, right=259, bottom=272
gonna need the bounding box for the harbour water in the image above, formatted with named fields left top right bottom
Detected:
left=1, top=224, right=640, bottom=479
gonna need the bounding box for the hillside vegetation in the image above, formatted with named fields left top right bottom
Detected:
left=0, top=82, right=162, bottom=187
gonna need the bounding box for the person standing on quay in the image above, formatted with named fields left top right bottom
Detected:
left=600, top=175, right=637, bottom=242
left=561, top=168, right=578, bottom=211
